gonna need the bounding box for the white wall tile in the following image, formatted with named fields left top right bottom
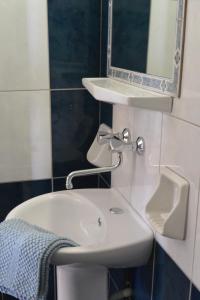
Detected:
left=156, top=114, right=200, bottom=279
left=0, top=91, right=52, bottom=182
left=171, top=0, right=200, bottom=126
left=112, top=104, right=136, bottom=202
left=0, top=0, right=49, bottom=91
left=112, top=105, right=162, bottom=224
left=128, top=108, right=162, bottom=222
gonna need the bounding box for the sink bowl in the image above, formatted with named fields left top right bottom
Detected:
left=6, top=188, right=153, bottom=268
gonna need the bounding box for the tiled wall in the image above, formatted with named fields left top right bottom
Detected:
left=111, top=0, right=200, bottom=298
left=0, top=0, right=111, bottom=300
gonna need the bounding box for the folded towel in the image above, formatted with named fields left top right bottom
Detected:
left=0, top=219, right=77, bottom=300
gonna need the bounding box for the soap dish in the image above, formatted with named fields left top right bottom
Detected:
left=146, top=167, right=189, bottom=240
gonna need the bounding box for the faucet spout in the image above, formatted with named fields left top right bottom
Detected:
left=66, top=152, right=122, bottom=190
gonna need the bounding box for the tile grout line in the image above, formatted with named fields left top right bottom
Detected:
left=0, top=88, right=86, bottom=93
left=0, top=178, right=52, bottom=185
left=48, top=77, right=54, bottom=193
left=109, top=272, right=120, bottom=292
left=46, top=2, right=57, bottom=299
left=188, top=282, right=192, bottom=300
left=51, top=88, right=85, bottom=91
left=54, top=266, right=58, bottom=300
left=188, top=177, right=200, bottom=300
left=97, top=83, right=101, bottom=191
left=97, top=174, right=100, bottom=188
left=45, top=0, right=51, bottom=93
left=158, top=113, right=164, bottom=174
left=99, top=174, right=110, bottom=188
left=150, top=242, right=156, bottom=300
left=51, top=178, right=54, bottom=193
left=99, top=0, right=103, bottom=77
left=164, top=112, right=200, bottom=130
left=53, top=176, right=66, bottom=180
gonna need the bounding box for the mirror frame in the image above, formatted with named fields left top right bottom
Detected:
left=107, top=0, right=187, bottom=97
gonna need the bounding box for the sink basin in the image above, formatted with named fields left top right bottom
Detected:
left=6, top=188, right=153, bottom=268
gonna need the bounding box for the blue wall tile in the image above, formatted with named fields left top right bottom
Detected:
left=109, top=250, right=153, bottom=299
left=99, top=173, right=111, bottom=187
left=131, top=253, right=153, bottom=300
left=153, top=243, right=190, bottom=300
left=109, top=269, right=127, bottom=296
left=191, top=285, right=200, bottom=300
left=51, top=90, right=99, bottom=177
left=99, top=101, right=113, bottom=186
left=48, top=0, right=101, bottom=89
left=99, top=174, right=111, bottom=188
left=0, top=180, right=51, bottom=222
left=47, top=266, right=57, bottom=300
left=100, top=102, right=113, bottom=128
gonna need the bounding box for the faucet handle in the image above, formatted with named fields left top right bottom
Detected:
left=110, top=129, right=145, bottom=155
left=97, top=127, right=145, bottom=154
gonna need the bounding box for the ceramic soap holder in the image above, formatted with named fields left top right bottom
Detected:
left=87, top=123, right=112, bottom=167
left=146, top=167, right=189, bottom=240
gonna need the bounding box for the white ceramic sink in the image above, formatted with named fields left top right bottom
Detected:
left=6, top=188, right=153, bottom=268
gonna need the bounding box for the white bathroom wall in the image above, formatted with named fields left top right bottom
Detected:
left=156, top=115, right=200, bottom=279
left=0, top=0, right=51, bottom=183
left=112, top=0, right=200, bottom=291
left=0, top=91, right=51, bottom=183
left=0, top=0, right=49, bottom=91
left=112, top=106, right=162, bottom=226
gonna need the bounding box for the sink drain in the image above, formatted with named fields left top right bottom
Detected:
left=109, top=207, right=124, bottom=215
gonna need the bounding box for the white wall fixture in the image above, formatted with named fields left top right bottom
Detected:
left=146, top=167, right=189, bottom=240
left=87, top=123, right=112, bottom=167
left=83, top=78, right=173, bottom=112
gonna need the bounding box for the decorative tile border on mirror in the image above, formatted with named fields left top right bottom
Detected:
left=107, top=0, right=186, bottom=97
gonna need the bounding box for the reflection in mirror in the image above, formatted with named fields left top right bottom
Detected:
left=111, top=0, right=178, bottom=79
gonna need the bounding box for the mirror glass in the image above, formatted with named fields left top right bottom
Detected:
left=111, top=0, right=179, bottom=80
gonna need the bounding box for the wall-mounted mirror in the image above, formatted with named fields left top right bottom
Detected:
left=107, top=0, right=186, bottom=96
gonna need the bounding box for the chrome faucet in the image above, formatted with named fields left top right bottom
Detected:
left=66, top=128, right=145, bottom=190
left=66, top=152, right=122, bottom=190
left=98, top=128, right=145, bottom=154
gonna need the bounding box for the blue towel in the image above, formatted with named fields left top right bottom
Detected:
left=0, top=219, right=77, bottom=300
